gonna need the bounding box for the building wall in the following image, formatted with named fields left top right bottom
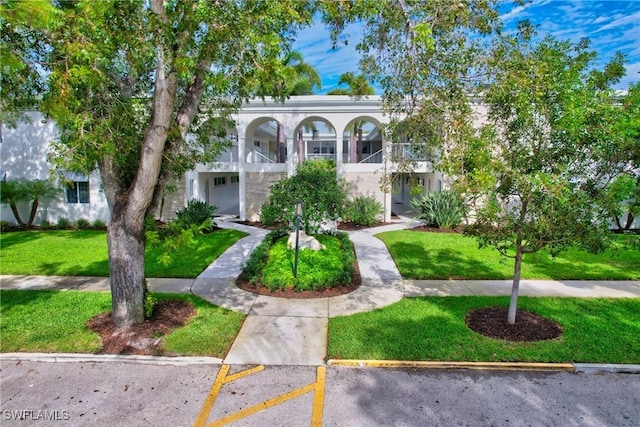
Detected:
left=343, top=172, right=387, bottom=220
left=0, top=112, right=109, bottom=225
left=245, top=171, right=283, bottom=221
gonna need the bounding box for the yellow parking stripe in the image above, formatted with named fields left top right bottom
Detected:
left=311, top=366, right=326, bottom=427
left=224, top=365, right=265, bottom=383
left=206, top=383, right=316, bottom=427
left=194, top=364, right=230, bottom=427
left=195, top=365, right=326, bottom=427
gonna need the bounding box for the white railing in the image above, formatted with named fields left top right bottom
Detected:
left=358, top=149, right=383, bottom=164
left=392, top=143, right=432, bottom=161
left=216, top=146, right=239, bottom=162
left=306, top=153, right=336, bottom=161
left=248, top=150, right=276, bottom=164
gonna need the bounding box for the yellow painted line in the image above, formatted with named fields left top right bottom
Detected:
left=327, top=360, right=575, bottom=371
left=194, top=364, right=230, bottom=427
left=311, top=366, right=326, bottom=427
left=206, top=383, right=316, bottom=427
left=224, top=365, right=264, bottom=383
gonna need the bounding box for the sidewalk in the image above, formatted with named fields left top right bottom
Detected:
left=2, top=217, right=639, bottom=366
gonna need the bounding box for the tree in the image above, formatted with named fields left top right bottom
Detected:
left=40, top=0, right=316, bottom=328
left=448, top=23, right=628, bottom=324
left=321, top=1, right=502, bottom=191
left=327, top=72, right=374, bottom=96
left=0, top=0, right=57, bottom=140
left=0, top=178, right=59, bottom=228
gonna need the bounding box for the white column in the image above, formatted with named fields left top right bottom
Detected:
left=238, top=129, right=247, bottom=221
left=335, top=135, right=344, bottom=178
left=383, top=135, right=392, bottom=222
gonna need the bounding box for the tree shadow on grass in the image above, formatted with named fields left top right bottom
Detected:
left=388, top=242, right=507, bottom=279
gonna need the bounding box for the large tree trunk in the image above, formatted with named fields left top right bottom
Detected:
left=108, top=211, right=146, bottom=327
left=297, top=130, right=304, bottom=166
left=507, top=246, right=523, bottom=325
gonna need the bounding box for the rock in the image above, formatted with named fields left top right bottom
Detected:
left=287, top=231, right=326, bottom=251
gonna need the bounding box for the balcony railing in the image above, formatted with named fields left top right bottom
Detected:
left=248, top=149, right=276, bottom=163
left=216, top=146, right=239, bottom=162
left=391, top=143, right=432, bottom=161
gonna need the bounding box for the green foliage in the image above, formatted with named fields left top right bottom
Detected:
left=92, top=219, right=106, bottom=229
left=410, top=191, right=467, bottom=230
left=326, top=72, right=374, bottom=96
left=261, top=232, right=354, bottom=291
left=602, top=174, right=639, bottom=230
left=39, top=220, right=52, bottom=230
left=0, top=178, right=59, bottom=228
left=343, top=196, right=384, bottom=226
left=175, top=199, right=218, bottom=231
left=0, top=221, right=9, bottom=231
left=241, top=230, right=285, bottom=284
left=56, top=217, right=70, bottom=229
left=75, top=218, right=91, bottom=230
left=328, top=297, right=640, bottom=363
left=264, top=160, right=347, bottom=232
left=143, top=285, right=155, bottom=318
left=259, top=201, right=279, bottom=227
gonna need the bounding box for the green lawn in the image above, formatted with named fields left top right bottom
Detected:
left=328, top=296, right=640, bottom=363
left=0, top=290, right=245, bottom=357
left=377, top=230, right=640, bottom=280
left=0, top=229, right=247, bottom=278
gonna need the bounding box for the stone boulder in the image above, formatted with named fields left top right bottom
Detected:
left=287, top=231, right=326, bottom=251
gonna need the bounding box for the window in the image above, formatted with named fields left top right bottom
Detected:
left=214, top=177, right=226, bottom=186
left=66, top=181, right=90, bottom=204
left=230, top=175, right=239, bottom=184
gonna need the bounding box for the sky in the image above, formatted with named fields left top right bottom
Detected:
left=292, top=0, right=640, bottom=94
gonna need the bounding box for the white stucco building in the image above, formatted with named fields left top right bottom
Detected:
left=0, top=96, right=449, bottom=225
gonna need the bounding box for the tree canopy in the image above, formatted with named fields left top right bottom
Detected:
left=448, top=23, right=630, bottom=324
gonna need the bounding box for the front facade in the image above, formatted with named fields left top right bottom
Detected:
left=1, top=96, right=447, bottom=225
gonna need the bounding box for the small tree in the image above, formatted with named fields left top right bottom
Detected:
left=448, top=23, right=629, bottom=324
left=263, top=159, right=347, bottom=233
left=0, top=178, right=59, bottom=228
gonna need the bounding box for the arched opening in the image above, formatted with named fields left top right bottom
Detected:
left=342, top=117, right=383, bottom=164
left=245, top=118, right=287, bottom=164
left=294, top=117, right=337, bottom=164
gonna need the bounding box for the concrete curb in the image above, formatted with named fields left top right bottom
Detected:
left=0, top=353, right=223, bottom=366
left=327, top=359, right=640, bottom=373
left=2, top=354, right=639, bottom=373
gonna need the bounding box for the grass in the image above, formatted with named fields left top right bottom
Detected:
left=0, top=290, right=245, bottom=358
left=258, top=233, right=354, bottom=291
left=0, top=228, right=247, bottom=278
left=377, top=230, right=640, bottom=280
left=328, top=296, right=640, bottom=363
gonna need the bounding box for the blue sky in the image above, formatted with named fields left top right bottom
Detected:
left=293, top=1, right=640, bottom=94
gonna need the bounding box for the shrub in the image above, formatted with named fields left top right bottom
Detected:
left=92, top=219, right=107, bottom=229
left=263, top=160, right=347, bottom=233
left=259, top=201, right=279, bottom=227
left=40, top=220, right=52, bottom=230
left=410, top=191, right=467, bottom=230
left=56, top=217, right=71, bottom=229
left=175, top=199, right=218, bottom=231
left=0, top=221, right=9, bottom=232
left=343, top=196, right=384, bottom=226
left=75, top=218, right=91, bottom=229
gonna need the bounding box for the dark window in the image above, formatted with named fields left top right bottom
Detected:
left=66, top=181, right=90, bottom=204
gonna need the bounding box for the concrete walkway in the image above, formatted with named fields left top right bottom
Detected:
left=2, top=217, right=639, bottom=366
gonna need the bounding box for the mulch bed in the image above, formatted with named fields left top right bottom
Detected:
left=466, top=306, right=563, bottom=342
left=86, top=300, right=196, bottom=355
left=236, top=261, right=361, bottom=299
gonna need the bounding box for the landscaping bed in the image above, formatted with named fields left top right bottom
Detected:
left=238, top=230, right=359, bottom=296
